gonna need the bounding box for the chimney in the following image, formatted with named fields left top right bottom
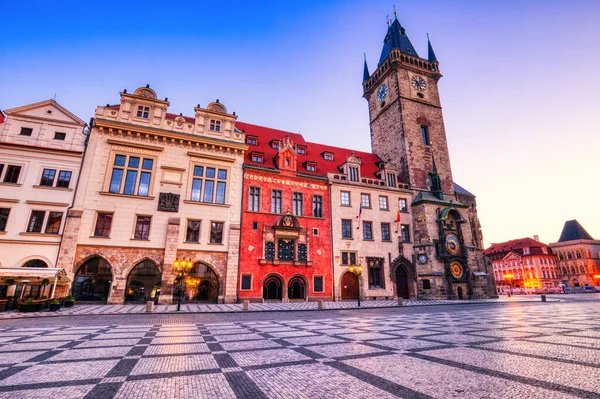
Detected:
left=533, top=235, right=539, bottom=242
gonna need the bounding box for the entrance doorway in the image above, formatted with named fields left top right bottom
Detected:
left=288, top=276, right=306, bottom=300
left=457, top=286, right=464, bottom=300
left=125, top=260, right=162, bottom=303
left=341, top=272, right=358, bottom=299
left=263, top=275, right=283, bottom=301
left=395, top=266, right=410, bottom=299
left=72, top=257, right=113, bottom=302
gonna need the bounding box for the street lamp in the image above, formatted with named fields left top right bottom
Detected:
left=503, top=273, right=514, bottom=297
left=173, top=258, right=194, bottom=311
left=347, top=264, right=363, bottom=307
left=593, top=274, right=600, bottom=287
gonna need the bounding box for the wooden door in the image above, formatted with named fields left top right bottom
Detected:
left=341, top=273, right=358, bottom=299
left=396, top=267, right=410, bottom=299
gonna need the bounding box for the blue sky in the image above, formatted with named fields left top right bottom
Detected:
left=2, top=0, right=599, bottom=246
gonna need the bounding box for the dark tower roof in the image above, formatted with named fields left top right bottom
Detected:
left=378, top=16, right=419, bottom=65
left=363, top=54, right=370, bottom=82
left=558, top=220, right=594, bottom=242
left=427, top=33, right=438, bottom=63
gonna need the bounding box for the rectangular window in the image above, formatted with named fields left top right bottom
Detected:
left=314, top=276, right=324, bottom=293
left=387, top=172, right=397, bottom=188
left=401, top=224, right=410, bottom=243
left=94, top=213, right=113, bottom=237
left=312, top=195, right=323, bottom=218
left=27, top=211, right=45, bottom=233
left=44, top=212, right=63, bottom=234
left=341, top=252, right=357, bottom=265
left=20, top=127, right=33, bottom=136
left=0, top=208, right=10, bottom=231
left=277, top=238, right=295, bottom=261
left=361, top=194, right=371, bottom=208
left=109, top=154, right=153, bottom=196
left=190, top=166, right=203, bottom=202
left=342, top=219, right=352, bottom=239
left=422, top=279, right=431, bottom=289
left=209, top=120, right=221, bottom=131
left=379, top=196, right=389, bottom=210
left=421, top=125, right=430, bottom=145
left=363, top=221, right=373, bottom=240
left=381, top=223, right=391, bottom=241
left=399, top=198, right=408, bottom=212
left=340, top=191, right=350, bottom=206
left=349, top=166, right=359, bottom=182
left=137, top=106, right=150, bottom=119
left=246, top=137, right=257, bottom=145
left=40, top=169, right=56, bottom=186
left=56, top=171, right=72, bottom=188
left=292, top=193, right=303, bottom=216
left=241, top=275, right=252, bottom=290
left=3, top=165, right=21, bottom=184
left=368, top=259, right=383, bottom=288
left=251, top=154, right=263, bottom=163
left=271, top=141, right=279, bottom=149
left=313, top=228, right=319, bottom=236
left=134, top=216, right=151, bottom=240
left=297, top=147, right=306, bottom=155
left=324, top=153, right=333, bottom=161
left=271, top=190, right=282, bottom=213
left=252, top=221, right=259, bottom=230
left=0, top=164, right=3, bottom=178
left=249, top=187, right=261, bottom=212
left=186, top=220, right=201, bottom=243
left=193, top=167, right=227, bottom=204
left=210, top=222, right=223, bottom=244
left=306, top=164, right=316, bottom=172
left=54, top=132, right=66, bottom=140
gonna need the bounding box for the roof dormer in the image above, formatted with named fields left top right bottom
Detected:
left=322, top=151, right=334, bottom=161
left=275, top=136, right=297, bottom=171
left=118, top=85, right=170, bottom=126
left=341, top=153, right=362, bottom=182
left=376, top=161, right=399, bottom=188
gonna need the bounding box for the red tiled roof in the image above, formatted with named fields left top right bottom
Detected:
left=165, top=113, right=195, bottom=124
left=236, top=121, right=383, bottom=178
left=484, top=237, right=554, bottom=257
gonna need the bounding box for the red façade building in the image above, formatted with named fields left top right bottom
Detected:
left=237, top=122, right=333, bottom=302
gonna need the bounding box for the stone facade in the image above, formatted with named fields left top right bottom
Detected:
left=550, top=220, right=600, bottom=288
left=56, top=86, right=247, bottom=304
left=362, top=18, right=497, bottom=299
left=0, top=100, right=86, bottom=270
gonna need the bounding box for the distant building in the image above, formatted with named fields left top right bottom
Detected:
left=550, top=220, right=600, bottom=288
left=0, top=99, right=87, bottom=298
left=485, top=237, right=561, bottom=293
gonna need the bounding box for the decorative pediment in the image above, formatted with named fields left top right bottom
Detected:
left=207, top=101, right=227, bottom=114
left=134, top=86, right=157, bottom=99
left=275, top=214, right=301, bottom=230
left=346, top=153, right=361, bottom=165
left=4, top=99, right=86, bottom=126
left=502, top=251, right=522, bottom=261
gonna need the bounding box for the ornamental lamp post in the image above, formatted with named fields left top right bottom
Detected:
left=593, top=274, right=600, bottom=287
left=348, top=264, right=363, bottom=307
left=173, top=258, right=194, bottom=312
left=503, top=273, right=514, bottom=297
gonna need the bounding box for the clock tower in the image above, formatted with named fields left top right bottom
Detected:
left=363, top=14, right=497, bottom=300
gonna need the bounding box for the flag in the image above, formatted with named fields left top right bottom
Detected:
left=395, top=206, right=401, bottom=232
left=357, top=203, right=363, bottom=229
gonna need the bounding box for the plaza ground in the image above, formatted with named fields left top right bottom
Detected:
left=0, top=295, right=598, bottom=398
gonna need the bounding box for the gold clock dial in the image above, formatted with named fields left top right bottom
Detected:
left=450, top=261, right=463, bottom=279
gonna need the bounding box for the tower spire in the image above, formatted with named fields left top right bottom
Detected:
left=378, top=10, right=419, bottom=65
left=363, top=53, right=370, bottom=82
left=427, top=33, right=438, bottom=63
left=431, top=156, right=443, bottom=199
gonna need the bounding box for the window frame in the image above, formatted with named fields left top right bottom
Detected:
left=54, top=132, right=67, bottom=140
left=400, top=224, right=411, bottom=243
left=312, top=195, right=323, bottom=218
left=363, top=221, right=373, bottom=240
left=189, top=163, right=229, bottom=205
left=20, top=127, right=33, bottom=136
left=186, top=219, right=201, bottom=243
left=0, top=208, right=10, bottom=232
left=271, top=190, right=282, bottom=214
left=133, top=215, right=152, bottom=240
left=313, top=275, right=324, bottom=293
left=292, top=192, right=304, bottom=216
left=379, top=195, right=389, bottom=210
left=209, top=119, right=221, bottom=132
left=3, top=165, right=22, bottom=184
left=240, top=274, right=253, bottom=291
left=349, top=166, right=360, bottom=182
left=107, top=153, right=156, bottom=197
left=26, top=211, right=46, bottom=233
left=421, top=125, right=430, bottom=145
left=209, top=221, right=224, bottom=244
left=340, top=191, right=351, bottom=206
left=248, top=186, right=261, bottom=212
left=40, top=169, right=56, bottom=187
left=361, top=193, right=371, bottom=209
left=44, top=212, right=63, bottom=234
left=341, top=251, right=357, bottom=266
left=398, top=198, right=408, bottom=213
left=381, top=222, right=391, bottom=241
left=341, top=219, right=353, bottom=239
left=93, top=212, right=113, bottom=238
left=136, top=105, right=150, bottom=119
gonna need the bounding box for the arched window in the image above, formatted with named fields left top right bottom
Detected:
left=22, top=259, right=48, bottom=268
left=559, top=253, right=564, bottom=261
left=570, top=266, right=576, bottom=274
left=580, top=265, right=585, bottom=274
left=576, top=251, right=582, bottom=259
left=562, top=267, right=567, bottom=275
left=567, top=253, right=573, bottom=260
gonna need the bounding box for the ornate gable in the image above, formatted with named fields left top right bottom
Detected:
left=274, top=135, right=297, bottom=171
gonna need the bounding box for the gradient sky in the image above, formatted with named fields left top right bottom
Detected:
left=1, top=0, right=599, bottom=247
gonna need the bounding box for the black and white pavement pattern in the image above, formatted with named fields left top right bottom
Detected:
left=0, top=300, right=598, bottom=398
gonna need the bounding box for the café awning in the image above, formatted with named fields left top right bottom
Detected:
left=0, top=268, right=71, bottom=285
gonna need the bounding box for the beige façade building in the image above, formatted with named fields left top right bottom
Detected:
left=56, top=86, right=247, bottom=304
left=550, top=220, right=600, bottom=289
left=327, top=150, right=415, bottom=301
left=0, top=99, right=87, bottom=298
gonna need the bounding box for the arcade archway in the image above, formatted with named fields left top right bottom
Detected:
left=263, top=274, right=283, bottom=301
left=177, top=263, right=219, bottom=303
left=125, top=260, right=162, bottom=303
left=72, top=257, right=113, bottom=302
left=288, top=276, right=307, bottom=300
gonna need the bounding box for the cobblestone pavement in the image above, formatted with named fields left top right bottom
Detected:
left=0, top=300, right=598, bottom=398
left=0, top=295, right=565, bottom=320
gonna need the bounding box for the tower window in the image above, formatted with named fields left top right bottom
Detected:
left=421, top=125, right=430, bottom=145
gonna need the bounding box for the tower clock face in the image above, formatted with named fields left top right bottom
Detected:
left=377, top=84, right=388, bottom=102
left=411, top=75, right=427, bottom=92
left=445, top=233, right=460, bottom=255
left=450, top=261, right=464, bottom=279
